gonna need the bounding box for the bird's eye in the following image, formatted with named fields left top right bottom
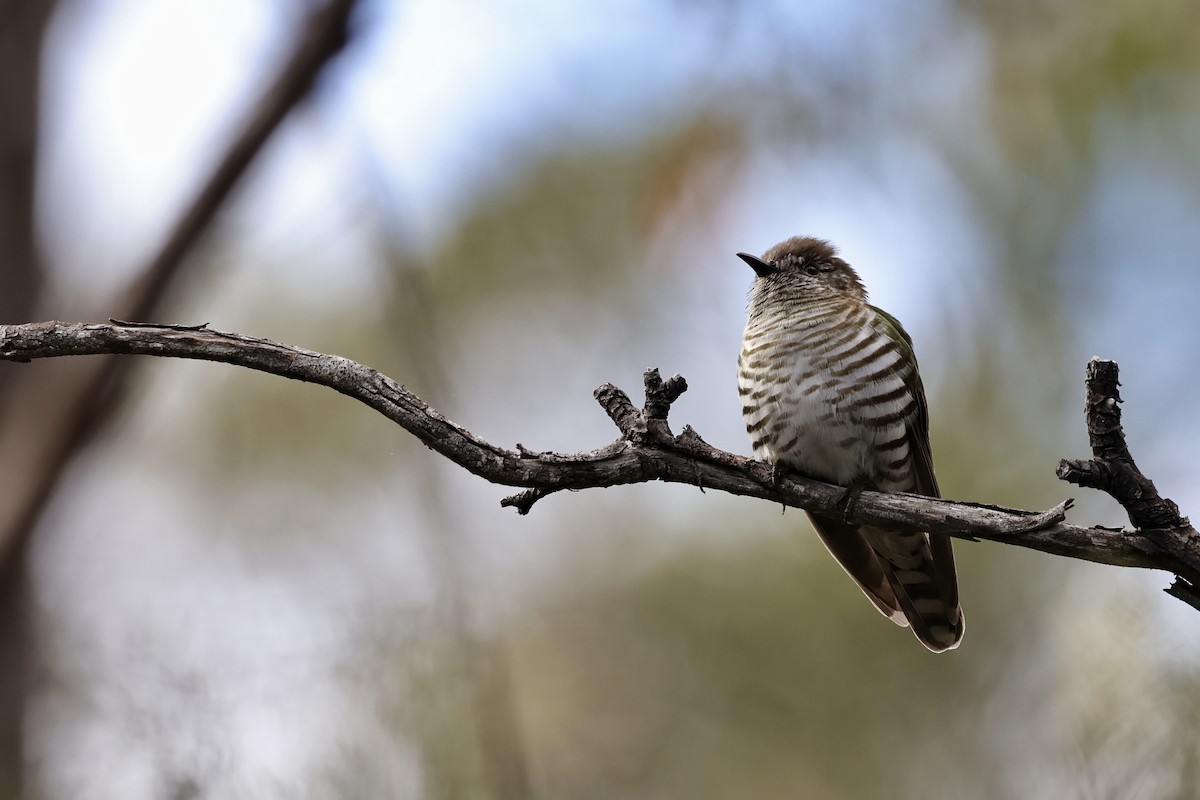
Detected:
left=803, top=264, right=820, bottom=276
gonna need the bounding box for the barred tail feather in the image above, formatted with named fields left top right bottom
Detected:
left=807, top=513, right=907, bottom=626
left=808, top=513, right=964, bottom=652
left=882, top=542, right=965, bottom=653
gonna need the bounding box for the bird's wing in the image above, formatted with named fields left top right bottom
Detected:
left=871, top=303, right=961, bottom=612
left=905, top=406, right=961, bottom=614
left=806, top=512, right=907, bottom=627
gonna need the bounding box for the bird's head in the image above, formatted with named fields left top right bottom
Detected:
left=738, top=236, right=867, bottom=302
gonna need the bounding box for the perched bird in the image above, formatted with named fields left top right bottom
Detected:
left=737, top=236, right=964, bottom=652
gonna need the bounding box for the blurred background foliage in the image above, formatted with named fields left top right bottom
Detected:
left=7, top=0, right=1200, bottom=797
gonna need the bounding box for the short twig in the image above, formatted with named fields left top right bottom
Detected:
left=500, top=488, right=555, bottom=515
left=110, top=319, right=210, bottom=331
left=1165, top=578, right=1200, bottom=615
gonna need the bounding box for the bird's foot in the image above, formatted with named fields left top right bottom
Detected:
left=837, top=486, right=864, bottom=525
left=770, top=463, right=789, bottom=492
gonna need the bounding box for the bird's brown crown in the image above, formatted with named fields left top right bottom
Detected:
left=758, top=236, right=867, bottom=300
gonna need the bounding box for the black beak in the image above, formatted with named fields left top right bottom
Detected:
left=737, top=252, right=779, bottom=278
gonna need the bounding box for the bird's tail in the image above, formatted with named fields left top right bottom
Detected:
left=808, top=513, right=964, bottom=652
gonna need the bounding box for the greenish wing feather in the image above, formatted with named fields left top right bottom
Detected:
left=871, top=305, right=959, bottom=609
left=869, top=304, right=937, bottom=496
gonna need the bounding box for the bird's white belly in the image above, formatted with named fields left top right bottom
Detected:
left=746, top=351, right=910, bottom=489
left=763, top=389, right=868, bottom=485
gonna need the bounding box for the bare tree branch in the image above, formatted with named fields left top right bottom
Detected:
left=1057, top=358, right=1188, bottom=530
left=4, top=322, right=1199, bottom=603
left=1057, top=357, right=1200, bottom=607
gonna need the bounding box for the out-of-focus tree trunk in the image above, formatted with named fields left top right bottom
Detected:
left=0, top=1, right=55, bottom=795
left=0, top=0, right=49, bottom=353
left=0, top=3, right=361, bottom=794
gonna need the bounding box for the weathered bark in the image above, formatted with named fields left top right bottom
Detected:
left=1056, top=358, right=1200, bottom=609
left=3, top=322, right=1196, bottom=606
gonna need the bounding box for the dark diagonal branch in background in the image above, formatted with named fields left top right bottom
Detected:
left=121, top=0, right=358, bottom=321
left=0, top=0, right=360, bottom=561
left=4, top=322, right=1200, bottom=607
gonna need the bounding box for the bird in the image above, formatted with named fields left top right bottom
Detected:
left=736, top=236, right=964, bottom=652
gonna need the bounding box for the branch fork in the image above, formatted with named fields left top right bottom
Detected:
left=1056, top=357, right=1200, bottom=609
left=594, top=368, right=686, bottom=444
